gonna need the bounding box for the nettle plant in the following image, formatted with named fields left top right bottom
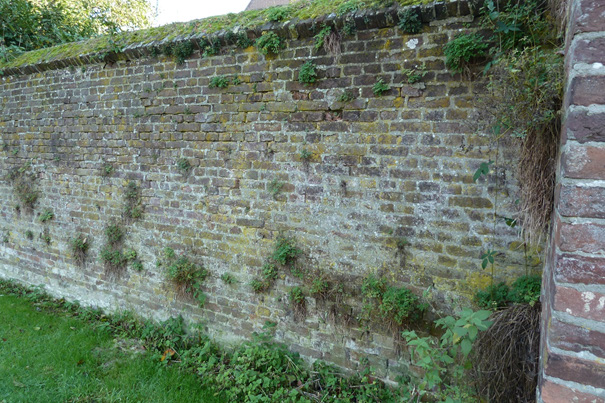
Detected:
left=161, top=247, right=208, bottom=307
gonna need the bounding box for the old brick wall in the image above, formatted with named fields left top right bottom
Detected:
left=538, top=0, right=605, bottom=400
left=0, top=2, right=531, bottom=380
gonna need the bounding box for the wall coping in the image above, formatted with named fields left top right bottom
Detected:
left=0, top=0, right=483, bottom=78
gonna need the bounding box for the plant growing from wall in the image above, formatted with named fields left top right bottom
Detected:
left=221, top=273, right=237, bottom=285
left=123, top=181, right=143, bottom=222
left=267, top=178, right=284, bottom=200
left=444, top=33, right=489, bottom=73
left=200, top=37, right=221, bottom=58
left=372, top=78, right=390, bottom=96
left=266, top=5, right=290, bottom=22
left=100, top=222, right=127, bottom=274
left=39, top=228, right=51, bottom=245
left=251, top=263, right=278, bottom=293
left=402, top=63, right=427, bottom=84
left=173, top=41, right=194, bottom=65
left=298, top=61, right=317, bottom=85
left=161, top=247, right=208, bottom=307
left=100, top=161, right=113, bottom=177
left=398, top=9, right=422, bottom=34
left=176, top=158, right=191, bottom=174
left=271, top=235, right=301, bottom=267
left=6, top=161, right=38, bottom=211
left=25, top=230, right=33, bottom=240
left=38, top=208, right=54, bottom=223
left=209, top=75, right=230, bottom=89
left=337, top=90, right=356, bottom=103
left=69, top=233, right=90, bottom=266
left=255, top=32, right=283, bottom=56
left=289, top=286, right=306, bottom=321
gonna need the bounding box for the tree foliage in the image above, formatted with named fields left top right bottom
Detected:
left=0, top=0, right=152, bottom=61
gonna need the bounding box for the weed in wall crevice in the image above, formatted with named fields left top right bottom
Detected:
left=6, top=161, right=38, bottom=212
left=289, top=286, right=306, bottom=321
left=69, top=233, right=90, bottom=267
left=123, top=181, right=143, bottom=222
left=160, top=247, right=208, bottom=307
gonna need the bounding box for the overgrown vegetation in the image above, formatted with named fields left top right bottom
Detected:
left=475, top=275, right=541, bottom=309
left=99, top=222, right=127, bottom=274
left=160, top=247, right=208, bottom=307
left=209, top=75, right=230, bottom=89
left=372, top=78, right=390, bottom=96
left=398, top=9, right=422, bottom=33
left=444, top=33, right=489, bottom=73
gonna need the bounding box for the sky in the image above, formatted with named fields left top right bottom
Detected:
left=153, top=0, right=251, bottom=26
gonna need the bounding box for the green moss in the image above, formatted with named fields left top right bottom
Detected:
left=0, top=0, right=430, bottom=72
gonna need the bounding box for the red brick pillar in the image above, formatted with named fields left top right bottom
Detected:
left=538, top=0, right=605, bottom=401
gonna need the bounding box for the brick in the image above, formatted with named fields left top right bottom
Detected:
left=559, top=222, right=605, bottom=254
left=559, top=184, right=605, bottom=218
left=551, top=319, right=605, bottom=359
left=541, top=380, right=605, bottom=403
left=554, top=286, right=605, bottom=322
left=562, top=144, right=605, bottom=180
left=545, top=352, right=605, bottom=389
left=572, top=37, right=605, bottom=65
left=555, top=253, right=605, bottom=285
left=571, top=0, right=605, bottom=33
left=568, top=75, right=605, bottom=107
left=567, top=110, right=605, bottom=143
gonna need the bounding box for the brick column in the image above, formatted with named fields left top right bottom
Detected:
left=538, top=0, right=605, bottom=401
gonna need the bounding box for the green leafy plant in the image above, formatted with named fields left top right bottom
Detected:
left=266, top=5, right=290, bottom=22
left=337, top=90, right=355, bottom=103
left=69, top=233, right=90, bottom=266
left=289, top=286, right=306, bottom=321
left=172, top=41, right=194, bottom=65
left=25, top=230, right=33, bottom=240
left=38, top=208, right=54, bottom=223
left=220, top=273, right=237, bottom=285
left=251, top=263, right=278, bottom=293
left=337, top=0, right=362, bottom=15
left=100, top=223, right=128, bottom=274
left=444, top=33, right=489, bottom=73
left=271, top=236, right=301, bottom=267
left=123, top=181, right=143, bottom=221
left=176, top=158, right=191, bottom=174
left=200, top=37, right=221, bottom=58
left=475, top=282, right=510, bottom=309
left=402, top=63, right=427, bottom=84
left=372, top=78, right=390, bottom=96
left=267, top=178, right=284, bottom=199
left=40, top=228, right=51, bottom=245
left=473, top=160, right=493, bottom=182
left=508, top=275, right=541, bottom=305
left=255, top=31, right=283, bottom=56
left=300, top=148, right=312, bottom=161
left=379, top=286, right=424, bottom=327
left=398, top=9, right=422, bottom=34
left=314, top=24, right=332, bottom=52
left=163, top=247, right=208, bottom=307
left=298, top=61, right=318, bottom=85
left=101, top=162, right=113, bottom=177
left=209, top=75, right=230, bottom=89
left=403, top=309, right=493, bottom=400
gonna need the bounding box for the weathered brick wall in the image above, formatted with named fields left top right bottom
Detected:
left=0, top=2, right=532, bottom=380
left=538, top=0, right=605, bottom=400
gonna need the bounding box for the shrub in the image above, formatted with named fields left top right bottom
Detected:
left=255, top=32, right=283, bottom=55
left=398, top=9, right=422, bottom=34
left=298, top=61, right=318, bottom=85
left=444, top=33, right=489, bottom=72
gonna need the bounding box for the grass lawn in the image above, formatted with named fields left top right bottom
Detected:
left=0, top=294, right=219, bottom=403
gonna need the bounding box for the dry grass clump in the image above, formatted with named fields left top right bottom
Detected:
left=471, top=303, right=541, bottom=402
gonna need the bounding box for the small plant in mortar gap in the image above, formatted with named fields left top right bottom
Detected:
left=40, top=228, right=51, bottom=245
left=379, top=286, right=425, bottom=328
left=101, top=162, right=113, bottom=177
left=100, top=222, right=128, bottom=274
left=267, top=178, right=284, bottom=199
left=255, top=31, right=283, bottom=56
left=271, top=235, right=301, bottom=267
left=123, top=181, right=143, bottom=221
left=172, top=41, right=194, bottom=65
left=372, top=78, right=390, bottom=96
left=338, top=90, right=356, bottom=103
left=176, top=158, right=191, bottom=174
left=221, top=273, right=237, bottom=285
left=6, top=161, right=38, bottom=211
left=69, top=233, right=90, bottom=266
left=298, top=61, right=318, bottom=85
left=289, top=286, right=306, bottom=321
left=38, top=208, right=54, bottom=223
left=403, top=308, right=493, bottom=401
left=162, top=247, right=208, bottom=307
left=209, top=75, right=230, bottom=89
left=398, top=9, right=422, bottom=34
left=251, top=263, right=278, bottom=293
left=25, top=230, right=34, bottom=240
left=444, top=33, right=490, bottom=73
left=402, top=63, right=427, bottom=84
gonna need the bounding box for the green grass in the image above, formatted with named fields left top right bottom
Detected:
left=0, top=294, right=218, bottom=403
